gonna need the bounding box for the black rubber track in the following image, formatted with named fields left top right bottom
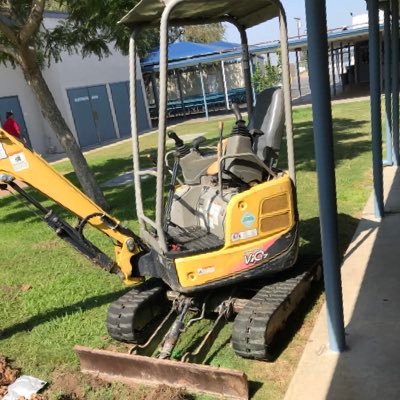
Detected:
left=106, top=278, right=168, bottom=343
left=231, top=272, right=307, bottom=360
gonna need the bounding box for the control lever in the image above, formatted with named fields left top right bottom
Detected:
left=168, top=131, right=190, bottom=158
left=231, top=103, right=243, bottom=123
left=167, top=131, right=184, bottom=147
left=192, top=136, right=206, bottom=151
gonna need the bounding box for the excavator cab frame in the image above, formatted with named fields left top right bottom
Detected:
left=123, top=0, right=296, bottom=255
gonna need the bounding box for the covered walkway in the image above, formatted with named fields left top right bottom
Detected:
left=285, top=166, right=400, bottom=399
left=283, top=0, right=400, bottom=397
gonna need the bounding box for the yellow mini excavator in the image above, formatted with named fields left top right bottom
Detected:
left=0, top=1, right=320, bottom=399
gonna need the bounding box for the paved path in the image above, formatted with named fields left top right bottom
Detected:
left=285, top=166, right=400, bottom=400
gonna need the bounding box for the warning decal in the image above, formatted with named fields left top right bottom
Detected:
left=9, top=152, right=29, bottom=172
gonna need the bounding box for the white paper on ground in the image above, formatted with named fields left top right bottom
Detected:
left=3, top=375, right=47, bottom=400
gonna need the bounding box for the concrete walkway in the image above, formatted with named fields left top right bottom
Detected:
left=284, top=165, right=400, bottom=400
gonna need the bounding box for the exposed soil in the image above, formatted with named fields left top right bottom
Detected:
left=32, top=240, right=62, bottom=251
left=43, top=370, right=190, bottom=400
left=0, top=284, right=33, bottom=302
left=144, top=385, right=189, bottom=400
left=0, top=356, right=19, bottom=397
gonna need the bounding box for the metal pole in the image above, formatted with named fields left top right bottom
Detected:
left=383, top=0, right=393, bottom=165
left=340, top=42, right=344, bottom=90
left=331, top=43, right=336, bottom=96
left=156, top=0, right=185, bottom=252
left=276, top=3, right=296, bottom=185
left=249, top=56, right=257, bottom=105
left=221, top=60, right=230, bottom=110
left=175, top=70, right=186, bottom=117
left=129, top=31, right=145, bottom=232
left=305, top=0, right=346, bottom=353
left=295, top=49, right=302, bottom=98
left=348, top=43, right=351, bottom=68
left=238, top=25, right=254, bottom=118
left=151, top=72, right=160, bottom=112
left=340, top=42, right=344, bottom=76
left=199, top=66, right=209, bottom=120
left=380, top=31, right=384, bottom=92
left=392, top=0, right=400, bottom=165
left=368, top=0, right=384, bottom=218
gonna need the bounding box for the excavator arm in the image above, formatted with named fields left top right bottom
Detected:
left=0, top=128, right=145, bottom=285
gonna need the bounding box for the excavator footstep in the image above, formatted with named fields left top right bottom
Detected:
left=74, top=345, right=249, bottom=400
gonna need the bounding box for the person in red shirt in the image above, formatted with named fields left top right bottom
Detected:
left=2, top=111, right=21, bottom=139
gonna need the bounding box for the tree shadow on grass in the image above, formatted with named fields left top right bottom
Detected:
left=299, top=213, right=361, bottom=257
left=279, top=118, right=371, bottom=172
left=0, top=289, right=129, bottom=341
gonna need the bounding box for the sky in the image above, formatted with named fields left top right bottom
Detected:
left=224, top=0, right=368, bottom=44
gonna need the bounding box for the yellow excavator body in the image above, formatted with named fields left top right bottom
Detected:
left=175, top=176, right=296, bottom=288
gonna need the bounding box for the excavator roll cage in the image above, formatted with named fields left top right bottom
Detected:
left=124, top=0, right=296, bottom=255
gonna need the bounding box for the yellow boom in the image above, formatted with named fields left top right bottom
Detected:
left=0, top=128, right=143, bottom=284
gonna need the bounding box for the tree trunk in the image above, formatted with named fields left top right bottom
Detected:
left=19, top=48, right=110, bottom=211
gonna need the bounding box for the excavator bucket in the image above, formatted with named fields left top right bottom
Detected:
left=74, top=346, right=249, bottom=400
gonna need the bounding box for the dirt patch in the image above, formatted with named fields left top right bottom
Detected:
left=0, top=284, right=32, bottom=301
left=0, top=356, right=19, bottom=397
left=20, top=284, right=32, bottom=293
left=46, top=371, right=86, bottom=400
left=42, top=368, right=193, bottom=400
left=0, top=285, right=18, bottom=300
left=144, top=385, right=188, bottom=400
left=32, top=240, right=62, bottom=251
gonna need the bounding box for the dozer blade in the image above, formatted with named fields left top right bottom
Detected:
left=74, top=345, right=248, bottom=400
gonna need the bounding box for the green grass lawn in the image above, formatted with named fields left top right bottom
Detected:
left=0, top=100, right=374, bottom=399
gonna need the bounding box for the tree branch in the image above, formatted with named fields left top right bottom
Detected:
left=20, top=0, right=45, bottom=44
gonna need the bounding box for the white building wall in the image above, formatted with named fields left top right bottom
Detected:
left=0, top=13, right=149, bottom=157
left=0, top=67, right=49, bottom=153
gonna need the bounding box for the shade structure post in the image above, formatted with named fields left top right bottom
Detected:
left=340, top=42, right=344, bottom=77
left=348, top=43, right=351, bottom=68
left=305, top=0, right=346, bottom=353
left=295, top=49, right=302, bottom=98
left=221, top=60, right=230, bottom=110
left=368, top=0, right=385, bottom=218
left=151, top=72, right=160, bottom=112
left=175, top=70, right=186, bottom=117
left=383, top=0, right=393, bottom=165
left=392, top=0, right=400, bottom=166
left=249, top=56, right=257, bottom=105
left=199, top=65, right=209, bottom=120
left=331, top=43, right=336, bottom=96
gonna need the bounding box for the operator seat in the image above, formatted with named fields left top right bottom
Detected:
left=206, top=87, right=285, bottom=177
left=248, top=86, right=285, bottom=168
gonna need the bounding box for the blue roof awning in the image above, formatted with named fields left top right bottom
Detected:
left=142, top=41, right=241, bottom=72
left=142, top=24, right=382, bottom=73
